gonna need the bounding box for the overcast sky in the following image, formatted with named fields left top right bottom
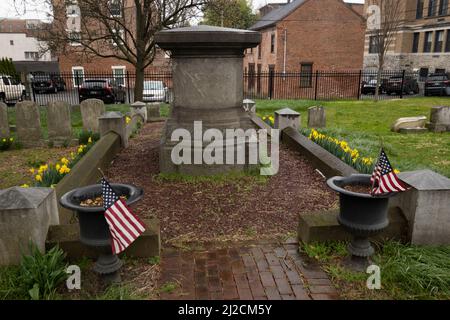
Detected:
left=0, top=0, right=365, bottom=20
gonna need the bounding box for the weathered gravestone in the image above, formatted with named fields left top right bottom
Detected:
left=15, top=101, right=42, bottom=147
left=427, top=106, right=450, bottom=132
left=146, top=102, right=161, bottom=120
left=47, top=101, right=72, bottom=146
left=391, top=116, right=427, bottom=134
left=274, top=108, right=301, bottom=131
left=0, top=187, right=59, bottom=265
left=131, top=101, right=147, bottom=123
left=390, top=170, right=450, bottom=245
left=0, top=102, right=9, bottom=138
left=307, top=106, right=326, bottom=128
left=80, top=99, right=105, bottom=133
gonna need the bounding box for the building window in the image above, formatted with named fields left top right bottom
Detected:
left=416, top=0, right=424, bottom=18
left=112, top=66, right=126, bottom=87
left=68, top=31, right=81, bottom=46
left=111, top=29, right=124, bottom=46
left=428, top=0, right=437, bottom=16
left=25, top=51, right=39, bottom=60
left=72, top=66, right=85, bottom=87
left=257, top=45, right=261, bottom=59
left=435, top=68, right=446, bottom=73
left=439, top=0, right=449, bottom=15
left=412, top=33, right=420, bottom=53
left=248, top=63, right=255, bottom=90
left=109, top=0, right=122, bottom=17
left=446, top=30, right=450, bottom=52
left=9, top=40, right=14, bottom=46
left=300, top=63, right=313, bottom=88
left=270, top=33, right=275, bottom=53
left=369, top=36, right=379, bottom=54
left=424, top=31, right=433, bottom=52
left=434, top=30, right=444, bottom=52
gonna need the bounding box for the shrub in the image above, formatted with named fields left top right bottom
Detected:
left=19, top=243, right=68, bottom=300
left=0, top=137, right=14, bottom=151
left=78, top=130, right=100, bottom=145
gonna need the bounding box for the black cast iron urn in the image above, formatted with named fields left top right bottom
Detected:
left=327, top=174, right=393, bottom=258
left=60, top=183, right=143, bottom=282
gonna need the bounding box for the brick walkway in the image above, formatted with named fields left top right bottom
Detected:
left=159, top=241, right=339, bottom=300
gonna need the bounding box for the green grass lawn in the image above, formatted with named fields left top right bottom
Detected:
left=256, top=97, right=450, bottom=177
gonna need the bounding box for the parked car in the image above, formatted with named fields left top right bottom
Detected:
left=361, top=78, right=382, bottom=95
left=425, top=73, right=450, bottom=96
left=142, top=80, right=167, bottom=102
left=385, top=75, right=419, bottom=95
left=78, top=79, right=126, bottom=104
left=32, top=73, right=66, bottom=93
left=0, top=74, right=26, bottom=104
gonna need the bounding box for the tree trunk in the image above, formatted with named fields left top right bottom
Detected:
left=374, top=55, right=384, bottom=102
left=134, top=63, right=145, bottom=102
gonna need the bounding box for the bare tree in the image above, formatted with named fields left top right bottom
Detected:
left=366, top=0, right=403, bottom=100
left=15, top=0, right=205, bottom=101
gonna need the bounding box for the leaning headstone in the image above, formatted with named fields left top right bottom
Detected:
left=427, top=106, right=450, bottom=132
left=0, top=102, right=9, bottom=138
left=391, top=116, right=427, bottom=133
left=15, top=101, right=42, bottom=147
left=146, top=102, right=160, bottom=120
left=0, top=187, right=59, bottom=265
left=47, top=101, right=72, bottom=146
left=307, top=106, right=326, bottom=128
left=80, top=99, right=105, bottom=133
left=274, top=108, right=301, bottom=131
left=131, top=101, right=147, bottom=123
left=390, top=170, right=450, bottom=245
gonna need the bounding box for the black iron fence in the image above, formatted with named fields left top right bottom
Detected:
left=1, top=69, right=426, bottom=106
left=243, top=69, right=423, bottom=100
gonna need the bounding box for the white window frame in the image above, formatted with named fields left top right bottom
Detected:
left=112, top=66, right=126, bottom=87
left=72, top=66, right=85, bottom=87
left=109, top=0, right=122, bottom=17
left=68, top=30, right=82, bottom=46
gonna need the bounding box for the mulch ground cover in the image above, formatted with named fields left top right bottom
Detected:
left=107, top=122, right=337, bottom=246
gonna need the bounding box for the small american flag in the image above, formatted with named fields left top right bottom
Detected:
left=101, top=178, right=146, bottom=254
left=370, top=149, right=408, bottom=196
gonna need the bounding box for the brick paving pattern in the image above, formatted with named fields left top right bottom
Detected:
left=159, top=241, right=339, bottom=300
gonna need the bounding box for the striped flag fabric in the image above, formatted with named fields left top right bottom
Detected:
left=370, top=149, right=408, bottom=196
left=101, top=178, right=146, bottom=254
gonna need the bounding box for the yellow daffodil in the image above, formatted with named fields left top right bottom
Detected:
left=88, top=137, right=92, bottom=143
left=394, top=169, right=400, bottom=174
left=56, top=163, right=61, bottom=170
left=70, top=152, right=75, bottom=159
left=2, top=138, right=5, bottom=142
left=61, top=157, right=69, bottom=165
left=35, top=174, right=42, bottom=182
left=9, top=138, right=13, bottom=142
left=29, top=168, right=35, bottom=174
left=126, top=116, right=131, bottom=124
left=50, top=184, right=56, bottom=189
left=21, top=184, right=30, bottom=188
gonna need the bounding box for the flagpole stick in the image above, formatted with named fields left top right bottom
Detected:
left=98, top=167, right=106, bottom=178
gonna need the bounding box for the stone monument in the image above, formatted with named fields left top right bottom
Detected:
left=155, top=26, right=261, bottom=175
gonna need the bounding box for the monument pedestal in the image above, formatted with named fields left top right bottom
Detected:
left=155, top=26, right=261, bottom=175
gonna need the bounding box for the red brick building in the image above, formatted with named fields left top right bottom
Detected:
left=244, top=0, right=366, bottom=73
left=51, top=0, right=170, bottom=86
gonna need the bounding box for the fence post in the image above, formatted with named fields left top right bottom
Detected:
left=357, top=70, right=362, bottom=100
left=314, top=70, right=319, bottom=100
left=400, top=69, right=406, bottom=99
left=126, top=71, right=131, bottom=103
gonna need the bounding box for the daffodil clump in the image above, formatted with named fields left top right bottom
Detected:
left=305, top=128, right=376, bottom=174
left=29, top=138, right=95, bottom=188
left=126, top=116, right=131, bottom=125
left=261, top=115, right=275, bottom=127
left=0, top=137, right=14, bottom=151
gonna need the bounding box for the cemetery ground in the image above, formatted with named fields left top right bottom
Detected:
left=257, top=97, right=450, bottom=177
left=1, top=97, right=450, bottom=300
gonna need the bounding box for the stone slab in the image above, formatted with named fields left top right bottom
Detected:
left=80, top=99, right=105, bottom=133
left=391, top=116, right=427, bottom=132
left=0, top=102, right=9, bottom=138
left=46, top=218, right=160, bottom=260
left=298, top=207, right=408, bottom=244
left=47, top=101, right=72, bottom=145
left=15, top=101, right=42, bottom=147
